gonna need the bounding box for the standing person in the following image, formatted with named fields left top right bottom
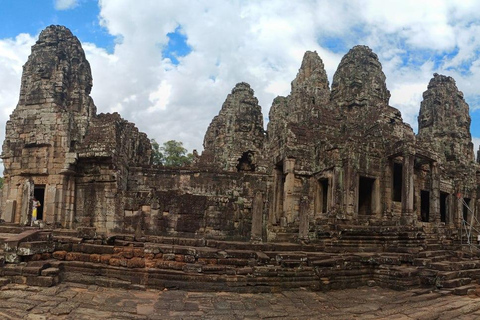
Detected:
left=32, top=197, right=41, bottom=225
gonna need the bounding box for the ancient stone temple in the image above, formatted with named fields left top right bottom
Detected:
left=1, top=25, right=480, bottom=293
left=1, top=26, right=151, bottom=231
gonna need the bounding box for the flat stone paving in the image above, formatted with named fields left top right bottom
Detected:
left=1, top=283, right=480, bottom=319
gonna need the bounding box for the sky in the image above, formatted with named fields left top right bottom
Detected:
left=1, top=0, right=480, bottom=174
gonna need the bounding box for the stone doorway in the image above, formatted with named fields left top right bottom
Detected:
left=420, top=190, right=430, bottom=222
left=392, top=163, right=402, bottom=202
left=358, top=177, right=375, bottom=215
left=440, top=192, right=448, bottom=223
left=34, top=185, right=45, bottom=221
left=316, top=178, right=329, bottom=214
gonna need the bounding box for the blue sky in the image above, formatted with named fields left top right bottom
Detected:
left=0, top=1, right=114, bottom=49
left=1, top=0, right=480, bottom=161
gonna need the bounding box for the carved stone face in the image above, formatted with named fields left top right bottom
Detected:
left=331, top=46, right=390, bottom=107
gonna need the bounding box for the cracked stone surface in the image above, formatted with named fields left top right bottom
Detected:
left=2, top=283, right=480, bottom=319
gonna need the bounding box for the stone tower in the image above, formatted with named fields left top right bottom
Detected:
left=201, top=82, right=265, bottom=172
left=1, top=25, right=96, bottom=226
left=331, top=45, right=390, bottom=109
left=418, top=74, right=475, bottom=166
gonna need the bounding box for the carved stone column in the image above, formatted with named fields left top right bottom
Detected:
left=283, top=158, right=296, bottom=224
left=429, top=161, right=440, bottom=223
left=251, top=192, right=264, bottom=242
left=298, top=196, right=310, bottom=241
left=401, top=153, right=414, bottom=224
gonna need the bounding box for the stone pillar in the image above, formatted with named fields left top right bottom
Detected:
left=455, top=193, right=462, bottom=228
left=343, top=162, right=355, bottom=219
left=383, top=161, right=392, bottom=218
left=429, top=162, right=440, bottom=223
left=20, top=179, right=33, bottom=225
left=298, top=196, right=309, bottom=241
left=332, top=166, right=343, bottom=218
left=4, top=200, right=16, bottom=223
left=251, top=192, right=264, bottom=242
left=401, top=153, right=414, bottom=224
left=283, top=158, right=296, bottom=224
left=446, top=193, right=453, bottom=226
left=373, top=178, right=381, bottom=215
left=270, top=169, right=282, bottom=225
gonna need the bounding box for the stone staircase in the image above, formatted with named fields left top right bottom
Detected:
left=416, top=249, right=480, bottom=295
left=267, top=226, right=300, bottom=242
left=323, top=225, right=426, bottom=254
left=0, top=224, right=59, bottom=287
left=1, top=224, right=480, bottom=294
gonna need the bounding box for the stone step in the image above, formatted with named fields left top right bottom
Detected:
left=450, top=284, right=477, bottom=295
left=441, top=277, right=471, bottom=288
left=273, top=233, right=298, bottom=242
left=413, top=258, right=432, bottom=267
left=324, top=246, right=383, bottom=253
left=437, top=271, right=462, bottom=281
left=430, top=255, right=451, bottom=262
left=417, top=250, right=451, bottom=258
left=280, top=260, right=307, bottom=268
left=17, top=241, right=55, bottom=256
left=430, top=262, right=458, bottom=271
left=0, top=277, right=10, bottom=286
left=0, top=224, right=28, bottom=234
left=461, top=269, right=480, bottom=279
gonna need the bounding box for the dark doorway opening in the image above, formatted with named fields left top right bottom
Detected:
left=274, top=162, right=285, bottom=219
left=440, top=192, right=448, bottom=223
left=318, top=178, right=329, bottom=213
left=463, top=198, right=471, bottom=222
left=358, top=177, right=375, bottom=215
left=236, top=151, right=255, bottom=172
left=420, top=190, right=430, bottom=222
left=392, top=162, right=402, bottom=202
left=34, top=185, right=45, bottom=220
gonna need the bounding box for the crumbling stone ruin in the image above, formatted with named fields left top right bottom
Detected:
left=1, top=25, right=480, bottom=293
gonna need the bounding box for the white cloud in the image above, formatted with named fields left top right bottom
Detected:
left=54, top=0, right=79, bottom=11
left=3, top=0, right=480, bottom=167
left=0, top=33, right=36, bottom=174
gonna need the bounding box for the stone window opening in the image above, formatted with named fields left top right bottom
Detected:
left=420, top=190, right=430, bottom=222
left=440, top=192, right=448, bottom=223
left=392, top=162, right=402, bottom=202
left=358, top=176, right=375, bottom=215
left=236, top=151, right=255, bottom=172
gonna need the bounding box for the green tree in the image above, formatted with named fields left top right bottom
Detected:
left=151, top=139, right=164, bottom=165
left=151, top=139, right=194, bottom=167
left=0, top=177, right=3, bottom=189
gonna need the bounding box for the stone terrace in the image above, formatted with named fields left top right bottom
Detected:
left=1, top=224, right=480, bottom=296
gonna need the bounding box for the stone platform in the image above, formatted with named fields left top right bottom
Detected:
left=1, top=224, right=480, bottom=296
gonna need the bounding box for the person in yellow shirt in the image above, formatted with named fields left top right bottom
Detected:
left=32, top=197, right=41, bottom=225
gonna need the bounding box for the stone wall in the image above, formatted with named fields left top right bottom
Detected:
left=119, top=168, right=269, bottom=240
